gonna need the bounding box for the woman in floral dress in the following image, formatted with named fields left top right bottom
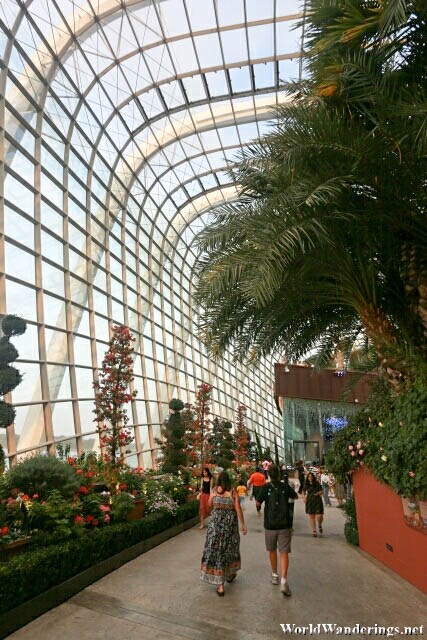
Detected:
left=200, top=471, right=247, bottom=596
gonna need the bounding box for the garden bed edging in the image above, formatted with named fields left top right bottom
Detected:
left=0, top=514, right=199, bottom=639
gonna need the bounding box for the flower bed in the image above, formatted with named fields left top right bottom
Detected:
left=0, top=500, right=198, bottom=617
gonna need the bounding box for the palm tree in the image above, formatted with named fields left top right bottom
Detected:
left=194, top=0, right=427, bottom=381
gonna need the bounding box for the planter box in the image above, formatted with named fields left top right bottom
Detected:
left=353, top=468, right=427, bottom=594
left=0, top=537, right=31, bottom=563
left=128, top=498, right=144, bottom=521
left=186, top=493, right=199, bottom=503
left=0, top=514, right=199, bottom=639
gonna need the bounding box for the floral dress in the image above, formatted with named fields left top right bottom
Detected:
left=200, top=493, right=241, bottom=585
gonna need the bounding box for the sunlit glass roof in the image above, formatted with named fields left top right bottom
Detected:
left=2, top=0, right=304, bottom=228
left=0, top=0, right=306, bottom=465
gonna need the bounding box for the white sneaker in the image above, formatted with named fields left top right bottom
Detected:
left=280, top=580, right=291, bottom=596
left=271, top=573, right=279, bottom=585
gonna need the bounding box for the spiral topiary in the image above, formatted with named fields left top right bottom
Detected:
left=0, top=314, right=27, bottom=430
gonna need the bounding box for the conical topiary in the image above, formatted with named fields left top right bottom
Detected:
left=162, top=398, right=187, bottom=473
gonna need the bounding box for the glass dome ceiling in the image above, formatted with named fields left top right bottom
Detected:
left=0, top=0, right=305, bottom=466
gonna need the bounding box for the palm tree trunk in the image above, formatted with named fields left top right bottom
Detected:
left=358, top=304, right=403, bottom=388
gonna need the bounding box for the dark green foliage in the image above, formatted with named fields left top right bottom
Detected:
left=162, top=399, right=187, bottom=473
left=0, top=445, right=4, bottom=474
left=263, top=447, right=272, bottom=462
left=0, top=337, right=18, bottom=364
left=26, top=490, right=77, bottom=539
left=0, top=315, right=26, bottom=429
left=0, top=501, right=198, bottom=615
left=254, top=431, right=263, bottom=462
left=0, top=401, right=16, bottom=428
left=274, top=439, right=280, bottom=466
left=1, top=315, right=26, bottom=337
left=209, top=418, right=235, bottom=469
left=326, top=377, right=427, bottom=498
left=0, top=367, right=22, bottom=396
left=339, top=497, right=359, bottom=546
left=238, top=469, right=249, bottom=485
left=1, top=455, right=80, bottom=500
left=169, top=398, right=184, bottom=412
left=110, top=492, right=135, bottom=521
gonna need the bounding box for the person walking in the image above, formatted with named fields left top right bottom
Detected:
left=332, top=478, right=345, bottom=506
left=296, top=460, right=305, bottom=494
left=320, top=469, right=332, bottom=507
left=200, top=471, right=247, bottom=596
left=236, top=479, right=247, bottom=511
left=256, top=464, right=298, bottom=596
left=303, top=472, right=324, bottom=536
left=248, top=467, right=267, bottom=515
left=198, top=467, right=213, bottom=529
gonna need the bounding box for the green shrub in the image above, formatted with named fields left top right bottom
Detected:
left=1, top=455, right=80, bottom=500
left=27, top=490, right=78, bottom=539
left=339, top=497, right=359, bottom=546
left=111, top=492, right=135, bottom=521
left=0, top=500, right=198, bottom=614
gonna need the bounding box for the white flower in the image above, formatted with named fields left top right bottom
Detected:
left=381, top=455, right=388, bottom=462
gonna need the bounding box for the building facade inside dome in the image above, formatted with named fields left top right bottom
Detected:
left=0, top=0, right=305, bottom=466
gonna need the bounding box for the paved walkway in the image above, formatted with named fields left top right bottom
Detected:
left=9, top=498, right=427, bottom=640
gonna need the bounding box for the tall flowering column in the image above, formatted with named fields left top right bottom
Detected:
left=233, top=404, right=249, bottom=468
left=93, top=325, right=137, bottom=465
left=186, top=383, right=213, bottom=468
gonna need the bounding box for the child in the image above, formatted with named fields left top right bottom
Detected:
left=236, top=480, right=248, bottom=511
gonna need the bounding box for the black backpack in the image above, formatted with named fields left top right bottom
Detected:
left=265, top=481, right=291, bottom=529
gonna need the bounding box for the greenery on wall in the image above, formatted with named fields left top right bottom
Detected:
left=326, top=378, right=427, bottom=499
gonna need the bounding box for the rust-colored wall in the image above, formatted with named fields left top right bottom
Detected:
left=353, top=468, right=427, bottom=594
left=274, top=364, right=375, bottom=404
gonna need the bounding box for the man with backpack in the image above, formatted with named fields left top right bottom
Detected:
left=256, top=464, right=298, bottom=596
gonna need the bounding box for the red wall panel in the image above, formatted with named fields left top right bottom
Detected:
left=353, top=468, right=427, bottom=594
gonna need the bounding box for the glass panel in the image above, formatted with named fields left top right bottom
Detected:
left=216, top=0, right=244, bottom=26
left=4, top=207, right=35, bottom=248
left=220, top=29, right=247, bottom=64
left=4, top=241, right=35, bottom=283
left=7, top=281, right=38, bottom=322
left=248, top=24, right=274, bottom=59
left=229, top=66, right=251, bottom=92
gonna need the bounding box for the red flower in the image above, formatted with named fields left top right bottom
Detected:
left=32, top=494, right=39, bottom=499
left=1, top=527, right=8, bottom=536
left=120, top=484, right=127, bottom=489
left=76, top=469, right=83, bottom=474
left=92, top=519, right=99, bottom=526
left=85, top=514, right=94, bottom=523
left=68, top=457, right=75, bottom=464
left=22, top=494, right=30, bottom=501
left=78, top=486, right=88, bottom=494
left=74, top=515, right=83, bottom=524
left=132, top=490, right=138, bottom=496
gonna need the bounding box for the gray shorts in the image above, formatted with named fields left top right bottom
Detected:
left=265, top=528, right=292, bottom=553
